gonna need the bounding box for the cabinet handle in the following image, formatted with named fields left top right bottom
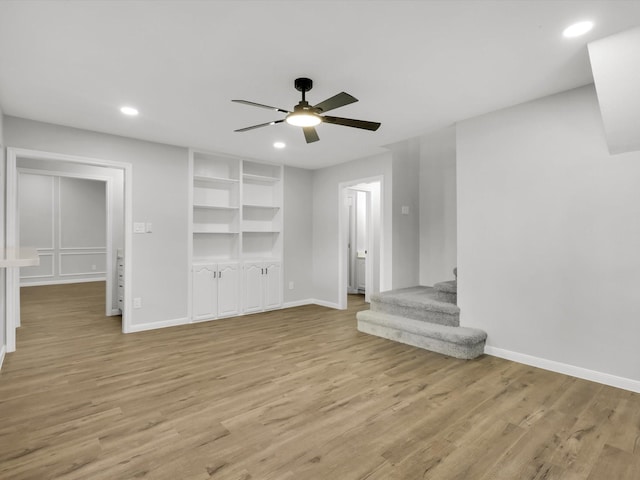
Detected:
left=213, top=271, right=217, bottom=279
left=265, top=267, right=268, bottom=275
left=261, top=268, right=264, bottom=275
left=219, top=271, right=222, bottom=279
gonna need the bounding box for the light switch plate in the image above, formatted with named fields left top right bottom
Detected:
left=134, top=222, right=145, bottom=233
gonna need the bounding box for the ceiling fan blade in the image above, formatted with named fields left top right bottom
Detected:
left=313, top=92, right=358, bottom=113
left=322, top=116, right=381, bottom=131
left=232, top=99, right=290, bottom=114
left=234, top=119, right=284, bottom=132
left=303, top=127, right=320, bottom=143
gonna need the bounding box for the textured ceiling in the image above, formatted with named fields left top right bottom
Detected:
left=1, top=1, right=640, bottom=169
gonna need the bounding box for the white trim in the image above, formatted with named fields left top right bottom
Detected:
left=20, top=277, right=107, bottom=287
left=282, top=299, right=315, bottom=309
left=310, top=298, right=342, bottom=310
left=59, top=246, right=107, bottom=251
left=58, top=251, right=106, bottom=276
left=484, top=346, right=640, bottom=394
left=0, top=345, right=5, bottom=370
left=111, top=308, right=121, bottom=316
left=128, top=316, right=190, bottom=333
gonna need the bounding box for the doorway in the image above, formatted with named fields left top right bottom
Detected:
left=345, top=187, right=370, bottom=296
left=338, top=177, right=383, bottom=309
left=5, top=148, right=133, bottom=353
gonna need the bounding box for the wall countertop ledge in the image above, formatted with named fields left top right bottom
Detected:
left=0, top=247, right=40, bottom=268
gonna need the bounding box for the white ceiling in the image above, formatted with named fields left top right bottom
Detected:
left=1, top=1, right=639, bottom=169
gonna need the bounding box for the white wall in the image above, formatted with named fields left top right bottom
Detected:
left=419, top=126, right=457, bottom=285
left=457, top=85, right=640, bottom=386
left=4, top=116, right=188, bottom=328
left=389, top=139, right=420, bottom=289
left=588, top=26, right=640, bottom=155
left=0, top=109, right=5, bottom=362
left=283, top=166, right=313, bottom=304
left=312, top=152, right=393, bottom=306
left=19, top=173, right=107, bottom=285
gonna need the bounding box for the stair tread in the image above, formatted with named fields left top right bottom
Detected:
left=357, top=310, right=487, bottom=345
left=434, top=280, right=457, bottom=294
left=371, top=286, right=459, bottom=314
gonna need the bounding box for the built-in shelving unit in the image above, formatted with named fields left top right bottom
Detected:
left=189, top=150, right=283, bottom=322
left=242, top=160, right=282, bottom=261
left=191, top=152, right=241, bottom=262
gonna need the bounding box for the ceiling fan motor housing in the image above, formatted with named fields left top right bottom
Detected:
left=294, top=77, right=313, bottom=93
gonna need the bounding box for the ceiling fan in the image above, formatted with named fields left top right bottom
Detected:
left=232, top=77, right=381, bottom=143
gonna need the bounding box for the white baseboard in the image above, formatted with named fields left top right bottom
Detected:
left=282, top=298, right=343, bottom=310
left=21, top=277, right=107, bottom=287
left=310, top=299, right=342, bottom=310
left=0, top=344, right=6, bottom=371
left=127, top=316, right=190, bottom=333
left=484, top=345, right=640, bottom=394
left=282, top=299, right=315, bottom=308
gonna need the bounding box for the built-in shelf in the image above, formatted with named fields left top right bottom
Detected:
left=194, top=204, right=239, bottom=211
left=242, top=173, right=279, bottom=184
left=190, top=151, right=283, bottom=317
left=194, top=175, right=239, bottom=185
left=0, top=247, right=40, bottom=268
left=242, top=204, right=279, bottom=210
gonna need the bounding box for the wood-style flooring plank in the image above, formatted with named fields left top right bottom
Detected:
left=1, top=282, right=640, bottom=479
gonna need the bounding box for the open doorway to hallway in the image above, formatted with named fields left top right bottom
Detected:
left=339, top=177, right=383, bottom=309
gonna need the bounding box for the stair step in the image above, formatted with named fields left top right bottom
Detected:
left=434, top=280, right=457, bottom=294
left=370, top=286, right=459, bottom=326
left=356, top=310, right=486, bottom=360
left=433, top=280, right=457, bottom=304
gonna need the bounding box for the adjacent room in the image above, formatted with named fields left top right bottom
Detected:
left=1, top=1, right=639, bottom=478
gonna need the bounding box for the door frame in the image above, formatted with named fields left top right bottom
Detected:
left=5, top=147, right=133, bottom=352
left=338, top=175, right=384, bottom=309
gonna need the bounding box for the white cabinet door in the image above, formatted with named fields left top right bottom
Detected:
left=243, top=262, right=263, bottom=313
left=193, top=264, right=217, bottom=321
left=217, top=262, right=240, bottom=317
left=263, top=262, right=282, bottom=310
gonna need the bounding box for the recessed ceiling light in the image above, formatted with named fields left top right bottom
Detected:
left=273, top=142, right=286, bottom=149
left=563, top=21, right=594, bottom=38
left=120, top=106, right=139, bottom=116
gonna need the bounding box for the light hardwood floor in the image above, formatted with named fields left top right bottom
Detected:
left=1, top=282, right=639, bottom=479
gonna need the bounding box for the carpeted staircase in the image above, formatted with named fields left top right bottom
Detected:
left=356, top=269, right=487, bottom=359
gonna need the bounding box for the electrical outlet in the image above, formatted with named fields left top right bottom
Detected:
left=146, top=222, right=152, bottom=233
left=91, top=264, right=96, bottom=271
left=289, top=281, right=294, bottom=290
left=133, top=297, right=142, bottom=309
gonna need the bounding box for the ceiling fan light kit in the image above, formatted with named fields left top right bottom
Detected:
left=232, top=77, right=381, bottom=143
